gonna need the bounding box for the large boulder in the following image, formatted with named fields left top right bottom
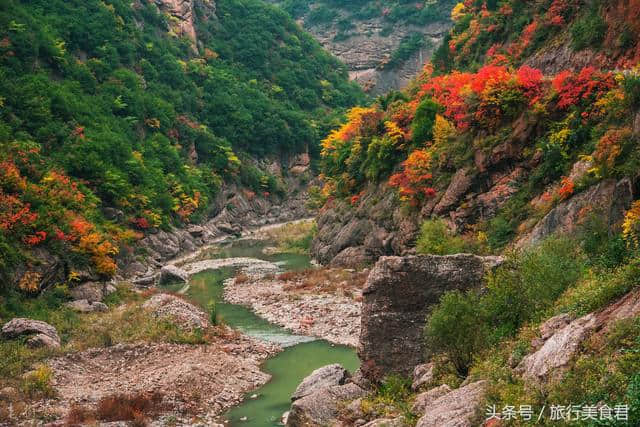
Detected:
left=143, top=293, right=209, bottom=330
left=65, top=299, right=109, bottom=313
left=1, top=318, right=61, bottom=348
left=292, top=364, right=351, bottom=401
left=415, top=381, right=487, bottom=427
left=69, top=281, right=116, bottom=302
left=286, top=383, right=366, bottom=427
left=159, top=265, right=189, bottom=285
left=359, top=255, right=503, bottom=380
left=411, top=384, right=452, bottom=415
left=412, top=363, right=435, bottom=391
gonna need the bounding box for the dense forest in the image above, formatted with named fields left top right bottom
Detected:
left=0, top=0, right=364, bottom=285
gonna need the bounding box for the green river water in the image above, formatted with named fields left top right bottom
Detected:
left=163, top=238, right=360, bottom=426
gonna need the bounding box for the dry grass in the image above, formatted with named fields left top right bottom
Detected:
left=65, top=392, right=168, bottom=426
left=234, top=273, right=249, bottom=284
left=277, top=268, right=368, bottom=297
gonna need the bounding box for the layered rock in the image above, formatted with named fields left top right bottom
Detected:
left=517, top=287, right=640, bottom=384
left=153, top=0, right=217, bottom=51
left=359, top=254, right=502, bottom=381
left=518, top=178, right=634, bottom=247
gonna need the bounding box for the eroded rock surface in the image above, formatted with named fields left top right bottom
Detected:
left=143, top=293, right=209, bottom=330
left=1, top=318, right=61, bottom=348
left=359, top=255, right=502, bottom=380
left=291, top=364, right=350, bottom=402
left=286, top=382, right=367, bottom=427
left=415, top=381, right=487, bottom=427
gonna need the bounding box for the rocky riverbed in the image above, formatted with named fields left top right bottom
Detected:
left=224, top=268, right=366, bottom=347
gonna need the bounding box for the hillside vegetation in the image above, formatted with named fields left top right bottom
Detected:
left=316, top=0, right=640, bottom=423
left=0, top=0, right=364, bottom=287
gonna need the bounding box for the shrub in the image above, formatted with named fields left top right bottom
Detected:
left=571, top=6, right=607, bottom=50
left=416, top=219, right=467, bottom=255
left=411, top=98, right=439, bottom=145
left=21, top=364, right=54, bottom=398
left=424, top=290, right=488, bottom=376
left=623, top=73, right=640, bottom=111
left=96, top=392, right=166, bottom=422
left=483, top=237, right=584, bottom=339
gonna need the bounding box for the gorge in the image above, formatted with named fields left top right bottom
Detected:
left=2, top=0, right=640, bottom=426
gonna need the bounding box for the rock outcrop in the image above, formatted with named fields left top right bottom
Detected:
left=412, top=363, right=435, bottom=391
left=286, top=382, right=367, bottom=427
left=65, top=299, right=109, bottom=313
left=143, top=293, right=210, bottom=330
left=517, top=287, right=640, bottom=384
left=269, top=3, right=451, bottom=94
left=415, top=381, right=487, bottom=427
left=153, top=0, right=217, bottom=51
left=159, top=265, right=189, bottom=285
left=518, top=178, right=634, bottom=247
left=69, top=281, right=116, bottom=302
left=359, top=254, right=503, bottom=381
left=291, top=364, right=351, bottom=401
left=1, top=318, right=61, bottom=349
left=411, top=384, right=452, bottom=415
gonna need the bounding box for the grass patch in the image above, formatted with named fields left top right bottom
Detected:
left=260, top=220, right=317, bottom=255
left=360, top=376, right=418, bottom=425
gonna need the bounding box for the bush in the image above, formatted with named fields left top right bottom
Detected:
left=416, top=219, right=467, bottom=255
left=483, top=237, right=584, bottom=339
left=424, top=290, right=488, bottom=376
left=571, top=6, right=607, bottom=50
left=411, top=98, right=439, bottom=145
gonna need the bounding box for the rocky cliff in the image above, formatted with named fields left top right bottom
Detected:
left=152, top=0, right=217, bottom=51
left=358, top=254, right=502, bottom=381
left=267, top=1, right=453, bottom=94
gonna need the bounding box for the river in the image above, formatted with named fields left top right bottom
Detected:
left=162, top=237, right=360, bottom=426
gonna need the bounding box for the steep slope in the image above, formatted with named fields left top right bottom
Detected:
left=313, top=0, right=640, bottom=266
left=0, top=0, right=364, bottom=289
left=268, top=0, right=456, bottom=94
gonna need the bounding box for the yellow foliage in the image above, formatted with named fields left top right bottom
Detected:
left=321, top=107, right=380, bottom=157
left=451, top=3, right=466, bottom=21
left=623, top=201, right=640, bottom=249
left=384, top=121, right=405, bottom=146
left=433, top=114, right=456, bottom=147
left=18, top=271, right=42, bottom=293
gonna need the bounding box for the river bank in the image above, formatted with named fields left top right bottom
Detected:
left=224, top=268, right=366, bottom=347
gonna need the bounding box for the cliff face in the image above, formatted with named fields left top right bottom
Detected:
left=153, top=0, right=216, bottom=50
left=268, top=1, right=452, bottom=94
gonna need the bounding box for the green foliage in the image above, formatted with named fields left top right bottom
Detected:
left=623, top=73, right=640, bottom=111
left=411, top=98, right=439, bottom=145
left=386, top=32, right=428, bottom=69
left=483, top=237, right=584, bottom=339
left=416, top=219, right=467, bottom=255
left=207, top=299, right=217, bottom=325
left=425, top=237, right=585, bottom=375
left=361, top=375, right=417, bottom=424
left=424, top=290, right=488, bottom=376
left=571, top=4, right=607, bottom=50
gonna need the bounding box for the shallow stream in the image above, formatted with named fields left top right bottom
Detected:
left=162, top=237, right=360, bottom=426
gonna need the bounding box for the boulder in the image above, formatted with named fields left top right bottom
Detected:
left=412, top=363, right=435, bottom=391
left=65, top=299, right=109, bottom=313
left=159, top=265, right=189, bottom=285
left=359, top=255, right=503, bottom=380
left=286, top=383, right=367, bottom=427
left=330, top=246, right=374, bottom=269
left=187, top=225, right=205, bottom=237
left=2, top=318, right=60, bottom=348
left=292, top=364, right=351, bottom=401
left=411, top=384, right=452, bottom=415
left=69, top=281, right=115, bottom=302
left=415, top=381, right=487, bottom=427
left=143, top=293, right=209, bottom=330
left=433, top=168, right=475, bottom=215
left=26, top=333, right=61, bottom=349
